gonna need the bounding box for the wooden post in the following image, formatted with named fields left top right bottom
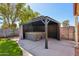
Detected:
left=74, top=16, right=78, bottom=47
left=57, top=24, right=60, bottom=40
left=45, top=19, right=48, bottom=49
left=41, top=17, right=50, bottom=49
left=19, top=25, right=23, bottom=40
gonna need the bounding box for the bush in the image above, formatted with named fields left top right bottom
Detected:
left=0, top=39, right=23, bottom=56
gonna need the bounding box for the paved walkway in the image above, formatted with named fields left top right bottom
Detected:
left=10, top=37, right=33, bottom=56
left=18, top=39, right=75, bottom=56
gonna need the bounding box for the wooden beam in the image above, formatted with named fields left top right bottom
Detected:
left=74, top=3, right=79, bottom=16
left=41, top=20, right=45, bottom=24
left=46, top=18, right=50, bottom=23
left=41, top=19, right=50, bottom=25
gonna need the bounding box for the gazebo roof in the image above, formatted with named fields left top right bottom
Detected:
left=23, top=16, right=60, bottom=25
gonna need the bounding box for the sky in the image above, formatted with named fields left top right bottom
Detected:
left=29, top=3, right=75, bottom=26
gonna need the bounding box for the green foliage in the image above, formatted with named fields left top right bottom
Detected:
left=62, top=20, right=69, bottom=27
left=0, top=3, right=40, bottom=29
left=0, top=39, right=22, bottom=56
left=19, top=5, right=40, bottom=24
left=0, top=3, right=25, bottom=29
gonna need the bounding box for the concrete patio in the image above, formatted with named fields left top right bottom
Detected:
left=18, top=39, right=75, bottom=56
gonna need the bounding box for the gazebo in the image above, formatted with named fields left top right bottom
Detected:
left=20, top=16, right=60, bottom=49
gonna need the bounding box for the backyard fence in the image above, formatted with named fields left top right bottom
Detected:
left=60, top=26, right=75, bottom=41
left=0, top=28, right=19, bottom=38
left=0, top=26, right=76, bottom=41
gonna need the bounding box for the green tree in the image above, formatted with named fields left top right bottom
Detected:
left=0, top=3, right=25, bottom=37
left=62, top=20, right=69, bottom=27
left=0, top=3, right=40, bottom=37
left=0, top=4, right=40, bottom=27
left=0, top=3, right=25, bottom=28
left=19, top=5, right=40, bottom=24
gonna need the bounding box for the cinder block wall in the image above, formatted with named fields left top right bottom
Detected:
left=60, top=26, right=75, bottom=41
left=0, top=26, right=75, bottom=41
left=0, top=28, right=19, bottom=37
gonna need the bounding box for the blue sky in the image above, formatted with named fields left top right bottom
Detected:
left=29, top=3, right=75, bottom=26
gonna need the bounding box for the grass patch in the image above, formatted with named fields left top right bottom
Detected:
left=0, top=38, right=23, bottom=56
